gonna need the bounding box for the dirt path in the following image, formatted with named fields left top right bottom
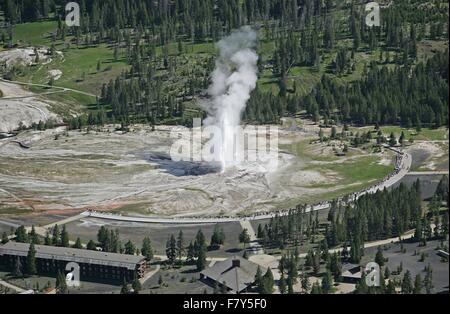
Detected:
left=240, top=220, right=264, bottom=254
left=0, top=78, right=98, bottom=98
left=139, top=265, right=161, bottom=285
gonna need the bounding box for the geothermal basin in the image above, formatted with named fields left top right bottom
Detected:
left=0, top=123, right=395, bottom=217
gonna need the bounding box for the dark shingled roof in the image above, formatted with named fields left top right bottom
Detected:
left=342, top=263, right=363, bottom=279
left=201, top=256, right=265, bottom=293
left=0, top=242, right=145, bottom=270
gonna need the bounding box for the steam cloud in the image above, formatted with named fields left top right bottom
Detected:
left=202, top=26, right=259, bottom=171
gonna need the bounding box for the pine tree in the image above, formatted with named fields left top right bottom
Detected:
left=125, top=240, right=136, bottom=255
left=386, top=280, right=396, bottom=294
left=60, top=225, right=69, bottom=247
left=13, top=256, right=23, bottom=278
left=321, top=270, right=333, bottom=294
left=239, top=228, right=251, bottom=249
left=355, top=273, right=368, bottom=294
left=413, top=274, right=422, bottom=294
left=26, top=243, right=37, bottom=276
left=401, top=270, right=413, bottom=294
left=15, top=226, right=28, bottom=243
left=2, top=231, right=9, bottom=244
left=87, top=240, right=97, bottom=250
left=279, top=274, right=287, bottom=294
left=424, top=264, right=433, bottom=294
left=52, top=224, right=60, bottom=246
left=176, top=230, right=185, bottom=261
left=166, top=234, right=177, bottom=265
left=196, top=247, right=207, bottom=271
left=375, top=247, right=385, bottom=266
left=263, top=268, right=274, bottom=294
left=44, top=232, right=51, bottom=246
left=389, top=132, right=397, bottom=147
left=254, top=266, right=263, bottom=293
left=56, top=270, right=68, bottom=294
left=73, top=237, right=83, bottom=249
left=187, top=241, right=195, bottom=264
left=211, top=224, right=225, bottom=247
left=141, top=237, right=154, bottom=261
left=114, top=46, right=119, bottom=61
left=132, top=277, right=142, bottom=294
left=29, top=226, right=40, bottom=244
left=384, top=267, right=390, bottom=279
left=120, top=279, right=130, bottom=294
left=310, top=282, right=322, bottom=294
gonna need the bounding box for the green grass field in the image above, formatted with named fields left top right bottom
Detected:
left=12, top=21, right=58, bottom=46
left=300, top=156, right=394, bottom=204
left=28, top=45, right=128, bottom=94
left=310, top=156, right=393, bottom=186
left=380, top=126, right=449, bottom=141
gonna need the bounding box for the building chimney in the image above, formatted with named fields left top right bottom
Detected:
left=232, top=258, right=240, bottom=268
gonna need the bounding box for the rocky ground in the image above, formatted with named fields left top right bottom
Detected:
left=406, top=141, right=449, bottom=171
left=0, top=47, right=61, bottom=68
left=0, top=121, right=391, bottom=218
left=0, top=80, right=61, bottom=133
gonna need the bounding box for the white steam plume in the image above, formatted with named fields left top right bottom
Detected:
left=202, top=26, right=259, bottom=171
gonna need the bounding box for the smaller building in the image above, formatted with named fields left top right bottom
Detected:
left=341, top=263, right=363, bottom=284
left=200, top=256, right=266, bottom=294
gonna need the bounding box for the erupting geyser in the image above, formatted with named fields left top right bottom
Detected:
left=202, top=26, right=259, bottom=172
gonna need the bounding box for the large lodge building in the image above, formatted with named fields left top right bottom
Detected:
left=0, top=242, right=147, bottom=282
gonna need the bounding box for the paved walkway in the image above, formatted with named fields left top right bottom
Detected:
left=17, top=213, right=87, bottom=240
left=0, top=219, right=20, bottom=228
left=139, top=265, right=160, bottom=285
left=153, top=255, right=227, bottom=263
left=240, top=220, right=264, bottom=254
left=42, top=214, right=87, bottom=230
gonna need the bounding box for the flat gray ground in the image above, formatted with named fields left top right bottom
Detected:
left=394, top=174, right=445, bottom=200
left=0, top=213, right=74, bottom=227
left=0, top=223, right=13, bottom=235
left=142, top=264, right=212, bottom=294
left=407, top=141, right=449, bottom=171
left=64, top=217, right=244, bottom=257
left=362, top=239, right=449, bottom=293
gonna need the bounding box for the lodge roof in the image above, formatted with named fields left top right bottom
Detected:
left=201, top=256, right=265, bottom=293
left=0, top=242, right=145, bottom=270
